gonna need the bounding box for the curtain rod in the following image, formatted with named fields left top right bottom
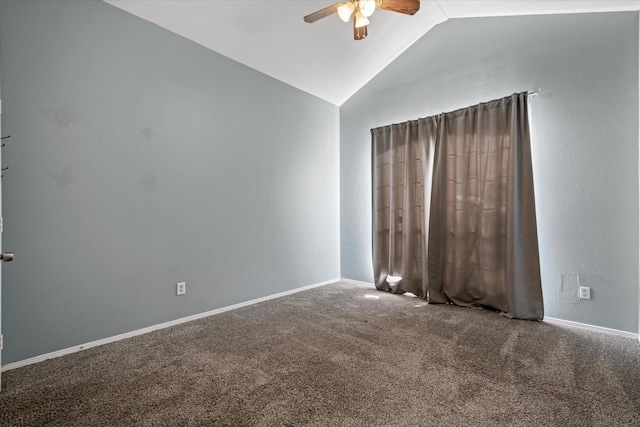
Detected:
left=372, top=90, right=544, bottom=132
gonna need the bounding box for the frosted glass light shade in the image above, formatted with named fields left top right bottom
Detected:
left=360, top=0, right=376, bottom=17
left=354, top=11, right=369, bottom=28
left=337, top=2, right=355, bottom=22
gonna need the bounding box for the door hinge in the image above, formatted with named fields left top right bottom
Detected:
left=1, top=335, right=3, bottom=351
left=1, top=217, right=3, bottom=233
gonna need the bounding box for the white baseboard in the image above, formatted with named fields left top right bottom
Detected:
left=544, top=317, right=639, bottom=340
left=340, top=278, right=375, bottom=287
left=5, top=279, right=635, bottom=372
left=340, top=278, right=639, bottom=341
left=2, top=278, right=339, bottom=372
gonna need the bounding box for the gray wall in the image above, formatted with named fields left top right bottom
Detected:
left=0, top=0, right=340, bottom=364
left=0, top=3, right=637, bottom=366
left=341, top=12, right=639, bottom=333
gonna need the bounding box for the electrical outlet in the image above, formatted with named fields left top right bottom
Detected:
left=579, top=286, right=590, bottom=300
left=176, top=282, right=186, bottom=296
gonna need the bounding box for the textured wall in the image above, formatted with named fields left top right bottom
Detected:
left=340, top=12, right=639, bottom=333
left=0, top=0, right=340, bottom=364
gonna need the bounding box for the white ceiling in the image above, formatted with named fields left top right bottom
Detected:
left=105, top=0, right=640, bottom=106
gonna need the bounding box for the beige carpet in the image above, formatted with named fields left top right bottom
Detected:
left=0, top=281, right=638, bottom=426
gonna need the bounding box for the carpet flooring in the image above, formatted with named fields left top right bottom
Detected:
left=0, top=281, right=638, bottom=426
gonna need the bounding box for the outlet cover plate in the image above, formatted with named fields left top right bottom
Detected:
left=579, top=286, right=590, bottom=300
left=176, top=282, right=186, bottom=296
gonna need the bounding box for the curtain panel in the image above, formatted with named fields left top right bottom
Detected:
left=371, top=92, right=543, bottom=320
left=371, top=118, right=437, bottom=297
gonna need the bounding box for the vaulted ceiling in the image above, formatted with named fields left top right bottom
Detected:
left=105, top=1, right=640, bottom=106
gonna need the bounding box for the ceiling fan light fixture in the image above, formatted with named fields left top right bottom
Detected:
left=354, top=11, right=369, bottom=29
left=303, top=0, right=420, bottom=40
left=359, top=0, right=376, bottom=17
left=337, top=2, right=355, bottom=23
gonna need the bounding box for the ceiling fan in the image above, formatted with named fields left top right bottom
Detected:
left=303, top=0, right=420, bottom=40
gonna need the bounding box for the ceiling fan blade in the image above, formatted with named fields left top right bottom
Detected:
left=378, top=0, right=420, bottom=15
left=304, top=3, right=341, bottom=23
left=354, top=23, right=368, bottom=40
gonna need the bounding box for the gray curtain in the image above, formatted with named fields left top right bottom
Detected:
left=372, top=92, right=543, bottom=320
left=371, top=118, right=436, bottom=297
